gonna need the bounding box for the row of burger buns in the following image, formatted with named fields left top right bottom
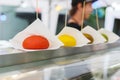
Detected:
left=58, top=26, right=120, bottom=47
left=10, top=19, right=120, bottom=51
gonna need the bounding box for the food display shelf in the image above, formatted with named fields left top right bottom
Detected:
left=0, top=40, right=119, bottom=80
left=0, top=39, right=120, bottom=68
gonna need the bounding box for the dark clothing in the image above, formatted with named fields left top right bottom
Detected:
left=67, top=23, right=81, bottom=31
left=67, top=22, right=86, bottom=31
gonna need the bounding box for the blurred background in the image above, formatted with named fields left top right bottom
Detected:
left=0, top=0, right=120, bottom=40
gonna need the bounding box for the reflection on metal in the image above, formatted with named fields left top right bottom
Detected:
left=0, top=40, right=120, bottom=68
left=110, top=63, right=120, bottom=69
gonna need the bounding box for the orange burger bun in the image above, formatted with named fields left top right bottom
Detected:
left=23, top=35, right=49, bottom=49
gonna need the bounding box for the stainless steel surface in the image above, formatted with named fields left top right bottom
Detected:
left=0, top=42, right=120, bottom=80
left=0, top=39, right=120, bottom=69
left=0, top=47, right=119, bottom=79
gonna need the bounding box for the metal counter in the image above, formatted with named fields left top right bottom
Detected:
left=0, top=40, right=120, bottom=68
left=0, top=40, right=120, bottom=80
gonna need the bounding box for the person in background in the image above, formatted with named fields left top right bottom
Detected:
left=67, top=0, right=97, bottom=31
left=67, top=1, right=97, bottom=80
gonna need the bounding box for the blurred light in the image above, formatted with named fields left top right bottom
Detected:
left=21, top=3, right=28, bottom=8
left=112, top=2, right=120, bottom=11
left=109, top=63, right=120, bottom=69
left=0, top=13, right=7, bottom=21
left=55, top=5, right=62, bottom=11
left=92, top=1, right=107, bottom=9
left=20, top=0, right=30, bottom=8
left=36, top=8, right=41, bottom=13
left=92, top=1, right=99, bottom=9
left=27, top=70, right=37, bottom=74
left=11, top=74, right=19, bottom=79
left=92, top=9, right=105, bottom=18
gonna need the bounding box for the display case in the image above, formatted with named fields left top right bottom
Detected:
left=0, top=40, right=120, bottom=80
